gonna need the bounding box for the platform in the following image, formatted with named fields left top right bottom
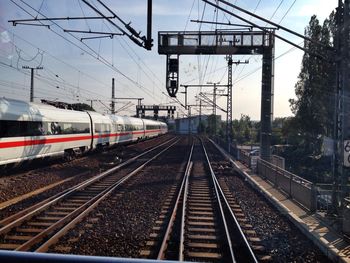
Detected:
left=212, top=141, right=350, bottom=263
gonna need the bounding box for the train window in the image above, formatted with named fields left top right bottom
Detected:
left=95, top=123, right=111, bottom=133
left=0, top=120, right=19, bottom=137
left=73, top=123, right=90, bottom=133
left=0, top=120, right=44, bottom=137
left=61, top=122, right=90, bottom=134
left=0, top=120, right=89, bottom=137
left=146, top=125, right=158, bottom=130
left=95, top=123, right=102, bottom=133
left=61, top=123, right=72, bottom=134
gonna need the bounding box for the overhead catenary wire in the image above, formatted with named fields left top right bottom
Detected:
left=278, top=0, right=297, bottom=24
left=0, top=31, right=113, bottom=102
left=233, top=0, right=297, bottom=81
left=85, top=0, right=166, bottom=102
left=12, top=0, right=162, bottom=103
left=86, top=1, right=166, bottom=104
left=85, top=0, right=167, bottom=101
left=215, top=0, right=333, bottom=50
left=0, top=25, right=112, bottom=93
left=201, top=0, right=331, bottom=60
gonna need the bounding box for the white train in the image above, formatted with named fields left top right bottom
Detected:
left=0, top=98, right=168, bottom=166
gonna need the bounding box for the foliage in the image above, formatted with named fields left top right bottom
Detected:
left=232, top=114, right=257, bottom=144
left=289, top=15, right=336, bottom=155
left=281, top=12, right=337, bottom=183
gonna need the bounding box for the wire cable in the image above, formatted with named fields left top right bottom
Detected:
left=13, top=0, right=162, bottom=103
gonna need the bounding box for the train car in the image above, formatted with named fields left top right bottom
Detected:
left=89, top=113, right=145, bottom=148
left=0, top=98, right=92, bottom=166
left=143, top=118, right=164, bottom=138
left=159, top=121, right=168, bottom=134
left=0, top=98, right=168, bottom=167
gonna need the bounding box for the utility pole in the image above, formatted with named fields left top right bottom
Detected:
left=213, top=83, right=217, bottom=116
left=22, top=66, right=43, bottom=102
left=199, top=98, right=202, bottom=122
left=188, top=105, right=192, bottom=135
left=180, top=85, right=188, bottom=109
left=207, top=81, right=221, bottom=136
left=225, top=58, right=248, bottom=152
left=111, top=78, right=115, bottom=114
left=227, top=55, right=233, bottom=152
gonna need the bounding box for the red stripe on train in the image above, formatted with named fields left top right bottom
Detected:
left=0, top=129, right=162, bottom=149
left=0, top=135, right=92, bottom=149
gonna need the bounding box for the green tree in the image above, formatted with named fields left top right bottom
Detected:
left=289, top=15, right=335, bottom=155
left=232, top=114, right=254, bottom=144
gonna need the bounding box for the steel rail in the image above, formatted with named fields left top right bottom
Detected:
left=178, top=161, right=192, bottom=261
left=37, top=138, right=181, bottom=252
left=0, top=137, right=178, bottom=251
left=156, top=142, right=194, bottom=260
left=0, top=136, right=177, bottom=235
left=200, top=138, right=237, bottom=263
left=202, top=138, right=258, bottom=263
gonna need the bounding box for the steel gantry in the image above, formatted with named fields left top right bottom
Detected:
left=159, top=30, right=275, bottom=160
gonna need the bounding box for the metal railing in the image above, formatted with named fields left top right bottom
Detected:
left=257, top=159, right=316, bottom=211
left=210, top=138, right=317, bottom=212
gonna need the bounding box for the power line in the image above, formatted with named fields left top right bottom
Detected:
left=85, top=1, right=165, bottom=101
left=233, top=42, right=301, bottom=85
left=0, top=24, right=111, bottom=92
left=278, top=0, right=297, bottom=24
left=0, top=33, right=112, bottom=101
left=12, top=0, right=162, bottom=103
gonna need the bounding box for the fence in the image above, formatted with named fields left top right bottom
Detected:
left=257, top=158, right=316, bottom=211
left=210, top=138, right=317, bottom=211
left=231, top=145, right=316, bottom=211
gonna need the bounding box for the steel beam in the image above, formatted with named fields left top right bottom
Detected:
left=260, top=46, right=275, bottom=161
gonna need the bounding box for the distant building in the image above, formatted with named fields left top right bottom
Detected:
left=175, top=115, right=221, bottom=134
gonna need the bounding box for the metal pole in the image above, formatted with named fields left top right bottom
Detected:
left=227, top=55, right=233, bottom=152
left=111, top=78, right=115, bottom=114
left=146, top=0, right=153, bottom=50
left=30, top=68, right=34, bottom=102
left=185, top=86, right=188, bottom=109
left=213, top=83, right=217, bottom=116
left=260, top=36, right=275, bottom=161
left=199, top=99, right=202, bottom=122
left=189, top=106, right=191, bottom=135
left=213, top=83, right=217, bottom=136
left=22, top=66, right=42, bottom=103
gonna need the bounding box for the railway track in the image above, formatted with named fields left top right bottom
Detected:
left=0, top=136, right=179, bottom=252
left=141, top=137, right=259, bottom=262
left=0, top=134, right=172, bottom=207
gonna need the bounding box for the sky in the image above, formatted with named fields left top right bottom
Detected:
left=0, top=0, right=339, bottom=120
